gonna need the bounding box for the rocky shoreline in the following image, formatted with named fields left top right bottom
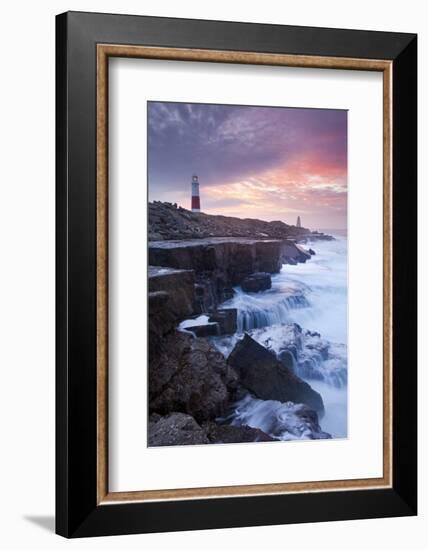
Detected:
left=149, top=200, right=332, bottom=242
left=147, top=202, right=335, bottom=446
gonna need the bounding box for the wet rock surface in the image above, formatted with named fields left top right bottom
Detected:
left=241, top=272, right=272, bottom=293
left=245, top=324, right=348, bottom=389
left=281, top=241, right=312, bottom=264
left=227, top=334, right=324, bottom=414
left=208, top=308, right=237, bottom=335
left=148, top=266, right=195, bottom=320
left=149, top=238, right=283, bottom=309
left=148, top=266, right=196, bottom=358
left=225, top=393, right=331, bottom=441
left=146, top=202, right=341, bottom=445
left=184, top=322, right=220, bottom=337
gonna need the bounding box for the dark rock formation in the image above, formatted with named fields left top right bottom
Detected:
left=291, top=405, right=331, bottom=439
left=184, top=322, right=220, bottom=337
left=148, top=266, right=196, bottom=358
left=149, top=201, right=310, bottom=241
left=148, top=266, right=195, bottom=319
left=181, top=309, right=237, bottom=337
left=281, top=242, right=312, bottom=264
left=227, top=334, right=324, bottom=414
left=208, top=308, right=237, bottom=334
left=149, top=238, right=282, bottom=280
left=241, top=272, right=272, bottom=293
left=149, top=238, right=282, bottom=310
left=204, top=422, right=274, bottom=443
left=148, top=413, right=275, bottom=446
left=243, top=324, right=348, bottom=389
left=148, top=413, right=209, bottom=446
left=149, top=331, right=238, bottom=423
left=308, top=248, right=316, bottom=255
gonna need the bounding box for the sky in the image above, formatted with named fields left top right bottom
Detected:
left=148, top=102, right=347, bottom=230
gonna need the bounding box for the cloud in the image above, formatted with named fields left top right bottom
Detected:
left=148, top=102, right=348, bottom=229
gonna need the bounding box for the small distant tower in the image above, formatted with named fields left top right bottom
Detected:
left=296, top=216, right=301, bottom=228
left=191, top=174, right=201, bottom=212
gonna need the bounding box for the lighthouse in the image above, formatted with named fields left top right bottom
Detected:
left=296, top=216, right=301, bottom=228
left=191, top=174, right=201, bottom=212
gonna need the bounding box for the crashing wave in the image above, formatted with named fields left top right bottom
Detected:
left=223, top=393, right=331, bottom=440
left=213, top=323, right=347, bottom=389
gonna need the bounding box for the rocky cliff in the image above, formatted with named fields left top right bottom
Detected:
left=146, top=202, right=335, bottom=446
left=149, top=237, right=283, bottom=310
left=149, top=201, right=314, bottom=241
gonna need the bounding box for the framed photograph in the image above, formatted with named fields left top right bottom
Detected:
left=56, top=11, right=417, bottom=537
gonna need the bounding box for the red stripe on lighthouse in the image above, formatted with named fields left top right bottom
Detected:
left=191, top=196, right=200, bottom=210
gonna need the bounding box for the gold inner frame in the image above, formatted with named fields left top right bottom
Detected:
left=96, top=44, right=393, bottom=505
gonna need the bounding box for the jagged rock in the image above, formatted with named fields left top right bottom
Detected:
left=149, top=238, right=282, bottom=309
left=149, top=201, right=311, bottom=241
left=208, top=308, right=237, bottom=334
left=148, top=413, right=209, bottom=446
left=281, top=241, right=312, bottom=264
left=185, top=322, right=220, bottom=337
left=149, top=331, right=238, bottom=422
left=148, top=266, right=195, bottom=319
left=148, top=291, right=176, bottom=359
left=148, top=238, right=282, bottom=281
left=291, top=405, right=331, bottom=439
left=227, top=334, right=324, bottom=414
left=295, top=245, right=312, bottom=262
left=148, top=266, right=196, bottom=358
left=204, top=422, right=274, bottom=443
left=148, top=413, right=276, bottom=446
left=241, top=324, right=347, bottom=389
left=241, top=272, right=272, bottom=293
left=308, top=248, right=316, bottom=255
left=278, top=349, right=295, bottom=370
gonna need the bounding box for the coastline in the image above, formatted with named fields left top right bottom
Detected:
left=147, top=202, right=346, bottom=446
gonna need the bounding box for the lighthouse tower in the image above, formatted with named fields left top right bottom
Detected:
left=191, top=174, right=201, bottom=212
left=296, top=216, right=301, bottom=228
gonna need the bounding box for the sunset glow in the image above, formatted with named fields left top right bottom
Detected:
left=148, top=102, right=347, bottom=230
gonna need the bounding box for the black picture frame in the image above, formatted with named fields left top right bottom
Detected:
left=56, top=11, right=417, bottom=538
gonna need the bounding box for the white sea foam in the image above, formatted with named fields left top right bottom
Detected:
left=215, top=235, right=348, bottom=439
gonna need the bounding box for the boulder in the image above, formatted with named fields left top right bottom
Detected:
left=292, top=405, right=331, bottom=439
left=148, top=266, right=195, bottom=320
left=148, top=413, right=209, bottom=446
left=227, top=334, right=324, bottom=414
left=281, top=241, right=312, bottom=264
left=185, top=322, right=220, bottom=337
left=148, top=266, right=196, bottom=358
left=204, top=422, right=274, bottom=443
left=241, top=272, right=272, bottom=293
left=149, top=331, right=238, bottom=422
left=308, top=248, right=316, bottom=255
left=208, top=308, right=237, bottom=334
left=295, top=245, right=312, bottom=262
left=245, top=323, right=347, bottom=390
left=148, top=291, right=177, bottom=359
